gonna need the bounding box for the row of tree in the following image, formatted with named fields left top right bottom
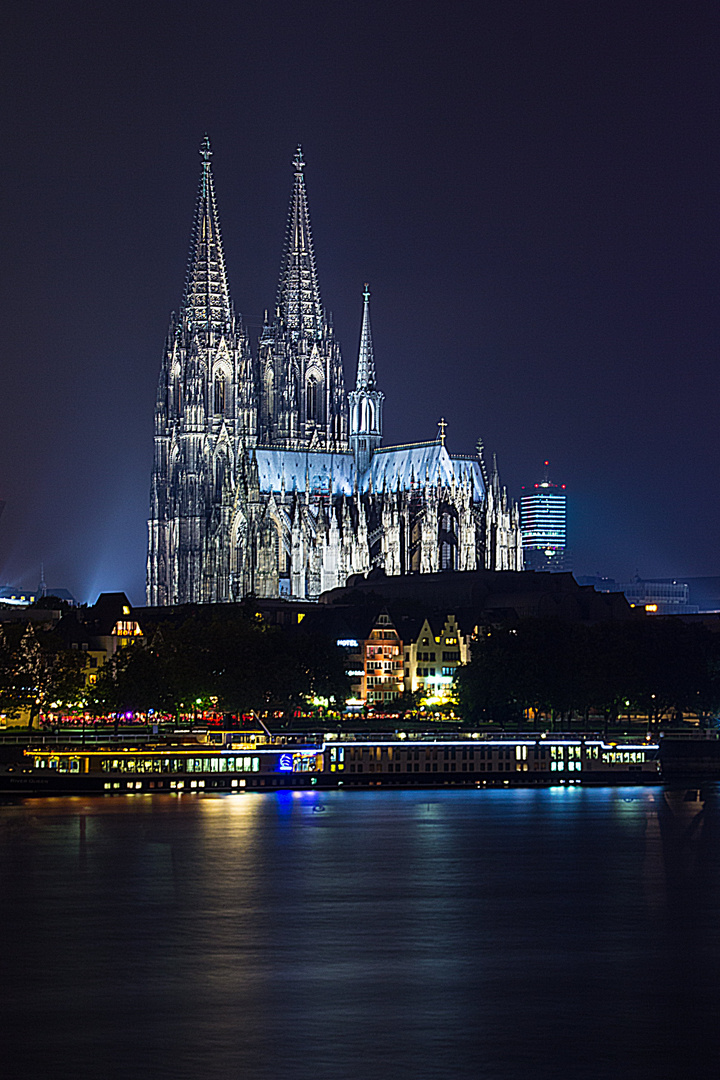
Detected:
left=4, top=608, right=720, bottom=729
left=0, top=609, right=350, bottom=725
left=89, top=610, right=350, bottom=719
left=0, top=622, right=86, bottom=726
left=455, top=617, right=720, bottom=726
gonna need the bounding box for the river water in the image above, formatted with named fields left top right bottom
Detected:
left=1, top=786, right=719, bottom=1079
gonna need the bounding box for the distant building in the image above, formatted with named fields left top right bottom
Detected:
left=618, top=580, right=694, bottom=614
left=520, top=463, right=567, bottom=572
left=681, top=577, right=720, bottom=614
left=362, top=611, right=405, bottom=705
left=56, top=592, right=145, bottom=688
left=0, top=586, right=40, bottom=607
left=576, top=576, right=700, bottom=615
left=403, top=614, right=470, bottom=699
left=137, top=568, right=638, bottom=710
left=0, top=585, right=76, bottom=608
left=301, top=603, right=470, bottom=707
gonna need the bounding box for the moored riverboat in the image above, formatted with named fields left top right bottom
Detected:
left=0, top=732, right=660, bottom=795
left=657, top=730, right=720, bottom=778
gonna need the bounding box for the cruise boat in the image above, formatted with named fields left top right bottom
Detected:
left=0, top=732, right=660, bottom=795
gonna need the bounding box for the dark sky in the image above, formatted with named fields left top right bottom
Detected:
left=1, top=0, right=718, bottom=604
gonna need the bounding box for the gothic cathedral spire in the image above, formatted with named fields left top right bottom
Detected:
left=258, top=147, right=348, bottom=450
left=182, top=135, right=232, bottom=334
left=276, top=147, right=323, bottom=339
left=349, top=285, right=384, bottom=472
left=355, top=283, right=378, bottom=391
left=147, top=137, right=255, bottom=606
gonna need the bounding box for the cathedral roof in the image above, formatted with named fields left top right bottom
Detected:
left=255, top=448, right=356, bottom=496
left=253, top=441, right=485, bottom=499
left=364, top=442, right=484, bottom=500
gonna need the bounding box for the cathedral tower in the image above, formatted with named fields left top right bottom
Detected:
left=147, top=137, right=255, bottom=605
left=258, top=148, right=348, bottom=449
left=349, top=286, right=384, bottom=472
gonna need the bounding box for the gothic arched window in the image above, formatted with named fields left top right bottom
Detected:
left=215, top=456, right=226, bottom=501
left=439, top=506, right=458, bottom=571
left=306, top=377, right=319, bottom=422
left=441, top=542, right=456, bottom=571
left=265, top=368, right=275, bottom=418
left=214, top=376, right=226, bottom=415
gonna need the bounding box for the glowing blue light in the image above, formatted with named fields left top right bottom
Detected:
left=278, top=753, right=293, bottom=772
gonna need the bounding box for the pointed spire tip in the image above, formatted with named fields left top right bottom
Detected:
left=277, top=144, right=322, bottom=334
left=354, top=282, right=377, bottom=391
left=181, top=134, right=231, bottom=329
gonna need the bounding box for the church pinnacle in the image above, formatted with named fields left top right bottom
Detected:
left=182, top=134, right=232, bottom=333
left=355, top=284, right=377, bottom=391
left=276, top=145, right=323, bottom=338
left=349, top=284, right=384, bottom=472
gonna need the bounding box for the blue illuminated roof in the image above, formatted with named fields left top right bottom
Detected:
left=255, top=449, right=356, bottom=495
left=254, top=442, right=485, bottom=501
left=365, top=443, right=484, bottom=500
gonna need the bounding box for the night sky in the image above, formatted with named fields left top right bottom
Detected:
left=1, top=0, right=718, bottom=604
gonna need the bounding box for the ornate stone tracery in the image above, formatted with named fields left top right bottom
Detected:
left=147, top=141, right=522, bottom=605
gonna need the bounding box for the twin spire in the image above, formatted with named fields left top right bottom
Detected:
left=276, top=146, right=324, bottom=338
left=181, top=138, right=379, bottom=409
left=182, top=135, right=232, bottom=333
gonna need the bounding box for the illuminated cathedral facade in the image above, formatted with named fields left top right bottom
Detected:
left=147, top=140, right=522, bottom=605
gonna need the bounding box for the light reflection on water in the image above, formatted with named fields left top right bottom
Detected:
left=1, top=786, right=719, bottom=1080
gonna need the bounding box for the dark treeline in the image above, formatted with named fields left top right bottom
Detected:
left=455, top=618, right=720, bottom=728
left=89, top=609, right=350, bottom=721
left=0, top=608, right=350, bottom=725
left=4, top=605, right=720, bottom=730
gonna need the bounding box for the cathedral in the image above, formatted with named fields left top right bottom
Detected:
left=146, top=139, right=522, bottom=605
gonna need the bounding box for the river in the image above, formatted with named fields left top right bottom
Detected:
left=1, top=786, right=719, bottom=1079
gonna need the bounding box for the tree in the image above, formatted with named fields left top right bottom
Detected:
left=0, top=623, right=86, bottom=727
left=30, top=595, right=72, bottom=612
left=456, top=616, right=720, bottom=730
left=86, top=610, right=352, bottom=722
left=87, top=635, right=179, bottom=718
